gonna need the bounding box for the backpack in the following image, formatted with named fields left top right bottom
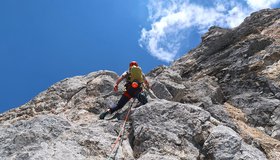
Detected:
left=129, top=65, right=144, bottom=84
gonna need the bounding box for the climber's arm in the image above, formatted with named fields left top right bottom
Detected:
left=114, top=72, right=128, bottom=92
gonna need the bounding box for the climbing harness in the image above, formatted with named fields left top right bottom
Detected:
left=106, top=99, right=136, bottom=160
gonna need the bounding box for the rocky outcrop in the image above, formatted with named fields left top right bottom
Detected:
left=203, top=125, right=267, bottom=160
left=131, top=100, right=212, bottom=159
left=1, top=8, right=280, bottom=160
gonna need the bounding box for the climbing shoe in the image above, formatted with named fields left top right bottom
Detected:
left=138, top=92, right=148, bottom=105
left=99, top=111, right=109, bottom=119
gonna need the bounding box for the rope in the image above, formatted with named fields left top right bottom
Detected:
left=143, top=86, right=158, bottom=99
left=107, top=99, right=135, bottom=160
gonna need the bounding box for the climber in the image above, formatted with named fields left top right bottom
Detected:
left=99, top=61, right=150, bottom=119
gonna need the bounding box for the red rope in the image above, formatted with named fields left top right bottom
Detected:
left=107, top=99, right=135, bottom=160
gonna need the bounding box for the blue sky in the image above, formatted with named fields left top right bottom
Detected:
left=1, top=0, right=280, bottom=113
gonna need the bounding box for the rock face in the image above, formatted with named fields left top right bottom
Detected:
left=1, top=9, right=280, bottom=160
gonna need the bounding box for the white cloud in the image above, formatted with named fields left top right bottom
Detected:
left=226, top=5, right=249, bottom=28
left=246, top=0, right=280, bottom=10
left=139, top=0, right=280, bottom=62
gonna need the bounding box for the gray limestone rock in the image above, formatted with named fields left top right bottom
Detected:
left=131, top=100, right=211, bottom=159
left=203, top=125, right=267, bottom=160
left=151, top=81, right=173, bottom=100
